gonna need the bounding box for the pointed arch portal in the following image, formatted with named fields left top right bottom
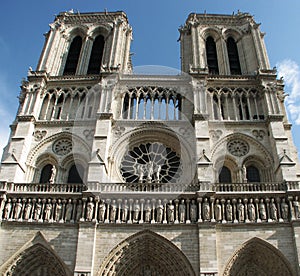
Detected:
left=223, top=237, right=296, bottom=276
left=98, top=230, right=196, bottom=276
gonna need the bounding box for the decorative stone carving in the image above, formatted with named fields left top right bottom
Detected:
left=209, top=130, right=223, bottom=141
left=33, top=130, right=47, bottom=141
left=83, top=129, right=95, bottom=140
left=112, top=125, right=125, bottom=137
left=227, top=140, right=249, bottom=157
left=252, top=129, right=265, bottom=141
left=52, top=139, right=72, bottom=156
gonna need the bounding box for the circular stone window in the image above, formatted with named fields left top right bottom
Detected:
left=120, top=142, right=182, bottom=183
left=53, top=139, right=73, bottom=156
left=227, top=139, right=249, bottom=157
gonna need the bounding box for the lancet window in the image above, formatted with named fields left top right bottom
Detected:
left=206, top=36, right=219, bottom=75
left=121, top=87, right=182, bottom=120
left=246, top=165, right=260, bottom=182
left=227, top=37, right=241, bottom=75
left=39, top=164, right=53, bottom=183
left=38, top=87, right=99, bottom=121
left=87, top=35, right=105, bottom=74
left=67, top=164, right=84, bottom=184
left=219, top=166, right=232, bottom=183
left=63, top=36, right=82, bottom=75
left=207, top=87, right=264, bottom=121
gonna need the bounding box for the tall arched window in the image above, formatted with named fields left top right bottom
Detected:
left=219, top=166, right=232, bottom=183
left=206, top=36, right=219, bottom=75
left=87, top=35, right=105, bottom=74
left=67, top=164, right=84, bottom=183
left=39, top=164, right=53, bottom=183
left=247, top=165, right=260, bottom=182
left=63, top=36, right=82, bottom=75
left=227, top=37, right=241, bottom=75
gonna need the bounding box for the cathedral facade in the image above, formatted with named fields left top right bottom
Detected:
left=0, top=10, right=300, bottom=276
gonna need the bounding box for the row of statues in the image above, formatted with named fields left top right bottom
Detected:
left=0, top=195, right=299, bottom=224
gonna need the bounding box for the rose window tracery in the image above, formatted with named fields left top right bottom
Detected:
left=227, top=139, right=249, bottom=157
left=52, top=139, right=72, bottom=156
left=120, top=142, right=182, bottom=183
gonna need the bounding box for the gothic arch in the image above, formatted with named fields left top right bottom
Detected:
left=0, top=232, right=72, bottom=276
left=201, top=27, right=222, bottom=41
left=97, top=230, right=196, bottom=276
left=223, top=28, right=242, bottom=41
left=223, top=237, right=296, bottom=276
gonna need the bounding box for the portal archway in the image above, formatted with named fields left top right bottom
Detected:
left=223, top=237, right=296, bottom=276
left=97, top=230, right=196, bottom=276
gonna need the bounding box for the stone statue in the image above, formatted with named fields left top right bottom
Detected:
left=110, top=199, right=117, bottom=222
left=215, top=199, right=222, bottom=221
left=144, top=199, right=151, bottom=223
left=98, top=200, right=106, bottom=222
left=270, top=198, right=277, bottom=220
left=24, top=199, right=32, bottom=220
left=259, top=199, right=267, bottom=220
left=237, top=199, right=244, bottom=222
left=49, top=165, right=56, bottom=184
left=3, top=199, right=12, bottom=220
left=179, top=199, right=186, bottom=223
left=76, top=200, right=82, bottom=221
left=14, top=199, right=22, bottom=220
left=226, top=200, right=233, bottom=221
left=156, top=200, right=163, bottom=223
left=203, top=198, right=210, bottom=221
left=44, top=199, right=52, bottom=221
left=242, top=165, right=247, bottom=182
left=155, top=165, right=161, bottom=183
left=281, top=198, right=289, bottom=220
left=34, top=199, right=42, bottom=220
left=190, top=200, right=197, bottom=223
left=167, top=201, right=175, bottom=223
left=138, top=165, right=144, bottom=183
left=86, top=198, right=94, bottom=221
left=293, top=197, right=299, bottom=218
left=55, top=199, right=62, bottom=222
left=133, top=199, right=140, bottom=222
left=121, top=199, right=128, bottom=222
left=65, top=199, right=73, bottom=222
left=248, top=199, right=256, bottom=221
left=147, top=161, right=154, bottom=182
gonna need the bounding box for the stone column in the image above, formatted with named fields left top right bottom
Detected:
left=197, top=197, right=202, bottom=223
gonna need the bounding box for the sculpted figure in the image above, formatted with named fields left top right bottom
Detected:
left=133, top=199, right=140, bottom=222
left=167, top=200, right=175, bottom=223
left=98, top=200, right=106, bottom=222
left=281, top=198, right=289, bottom=219
left=49, top=165, right=56, bottom=184
left=237, top=199, right=245, bottom=222
left=86, top=198, right=94, bottom=221
left=121, top=199, right=128, bottom=222
left=14, top=198, right=22, bottom=220
left=24, top=199, right=32, bottom=220
left=259, top=199, right=267, bottom=220
left=270, top=198, right=278, bottom=220
left=110, top=199, right=117, bottom=222
left=34, top=199, right=42, bottom=220
left=156, top=200, right=163, bottom=223
left=55, top=199, right=62, bottom=221
left=215, top=199, right=222, bottom=221
left=190, top=200, right=197, bottom=222
left=76, top=200, right=82, bottom=221
left=293, top=196, right=299, bottom=218
left=65, top=199, right=73, bottom=222
left=3, top=199, right=12, bottom=220
left=179, top=199, right=186, bottom=223
left=226, top=200, right=233, bottom=221
left=44, top=199, right=52, bottom=221
left=203, top=198, right=210, bottom=221
left=144, top=199, right=151, bottom=223
left=248, top=199, right=256, bottom=221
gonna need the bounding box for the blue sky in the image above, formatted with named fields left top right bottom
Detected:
left=0, top=0, right=300, bottom=159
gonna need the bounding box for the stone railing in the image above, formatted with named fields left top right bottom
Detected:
left=87, top=182, right=201, bottom=193
left=1, top=193, right=300, bottom=226
left=211, top=182, right=287, bottom=193
left=0, top=182, right=85, bottom=194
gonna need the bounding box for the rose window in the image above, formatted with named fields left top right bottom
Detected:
left=227, top=139, right=249, bottom=157
left=120, top=142, right=182, bottom=183
left=53, top=139, right=73, bottom=156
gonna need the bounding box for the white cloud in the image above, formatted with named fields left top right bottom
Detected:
left=277, top=59, right=300, bottom=125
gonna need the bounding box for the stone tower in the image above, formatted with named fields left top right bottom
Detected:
left=0, top=10, right=299, bottom=276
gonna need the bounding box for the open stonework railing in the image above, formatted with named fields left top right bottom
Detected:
left=1, top=192, right=300, bottom=226
left=87, top=182, right=201, bottom=193
left=0, top=182, right=85, bottom=194
left=211, top=182, right=288, bottom=193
